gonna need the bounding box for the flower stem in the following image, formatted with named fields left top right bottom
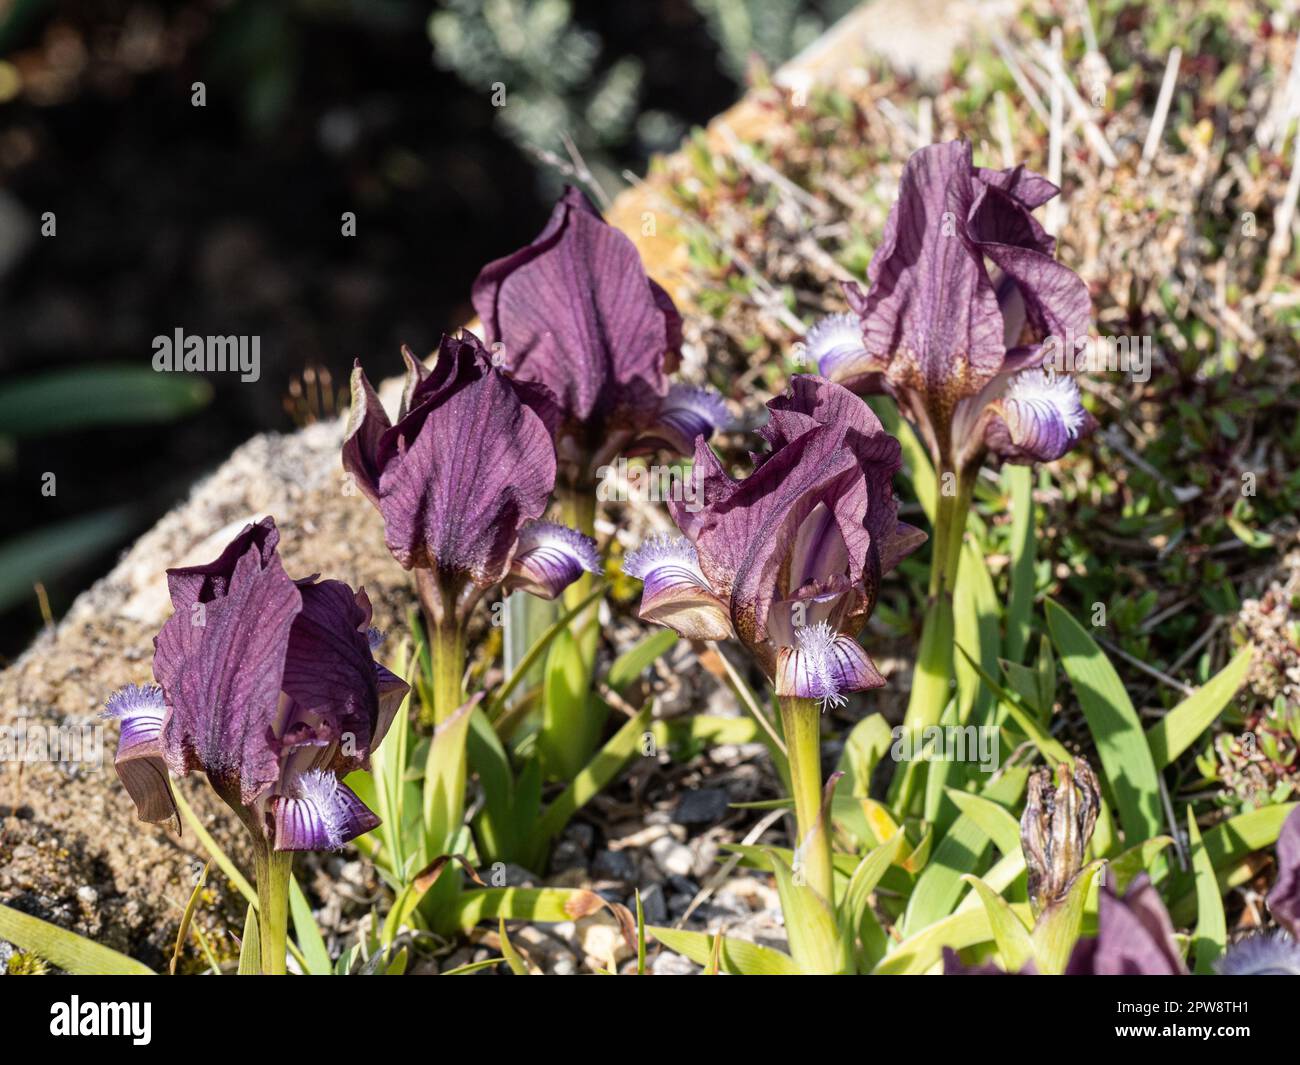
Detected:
left=778, top=695, right=834, bottom=905
left=253, top=846, right=292, bottom=975
left=894, top=466, right=974, bottom=813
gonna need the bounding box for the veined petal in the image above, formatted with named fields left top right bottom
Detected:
left=623, top=535, right=732, bottom=640
left=987, top=370, right=1093, bottom=463
left=471, top=185, right=677, bottom=429
left=271, top=769, right=380, bottom=852
left=774, top=622, right=884, bottom=708
left=504, top=521, right=601, bottom=600
left=1267, top=806, right=1300, bottom=939
left=153, top=518, right=302, bottom=805
left=634, top=383, right=731, bottom=456
left=374, top=333, right=557, bottom=580
left=104, top=684, right=178, bottom=828
left=341, top=362, right=391, bottom=509
left=807, top=312, right=874, bottom=383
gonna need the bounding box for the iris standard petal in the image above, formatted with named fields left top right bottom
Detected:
left=471, top=185, right=677, bottom=429
left=372, top=333, right=556, bottom=579
left=623, top=535, right=733, bottom=640
left=153, top=517, right=303, bottom=805
left=504, top=520, right=601, bottom=600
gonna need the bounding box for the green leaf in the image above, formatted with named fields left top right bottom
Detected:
left=1045, top=599, right=1163, bottom=843
left=0, top=365, right=211, bottom=436
left=1004, top=464, right=1036, bottom=664
left=840, top=831, right=906, bottom=936
left=485, top=584, right=607, bottom=722
left=944, top=789, right=1022, bottom=857
left=874, top=906, right=997, bottom=975
left=767, top=849, right=851, bottom=974
left=1031, top=861, right=1103, bottom=975
left=538, top=624, right=606, bottom=780
left=0, top=506, right=138, bottom=613
left=1187, top=810, right=1226, bottom=974
left=498, top=918, right=530, bottom=975
left=1146, top=644, right=1253, bottom=768
left=455, top=887, right=611, bottom=929
left=1108, top=836, right=1175, bottom=894
left=956, top=644, right=1071, bottom=764
left=237, top=905, right=260, bottom=975
left=901, top=768, right=1028, bottom=934
left=0, top=902, right=155, bottom=975
left=606, top=628, right=678, bottom=694
left=289, top=877, right=332, bottom=976
left=1169, top=803, right=1297, bottom=923
left=537, top=702, right=654, bottom=843
left=962, top=875, right=1034, bottom=973
left=648, top=926, right=802, bottom=975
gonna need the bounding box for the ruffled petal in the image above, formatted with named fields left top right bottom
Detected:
left=271, top=770, right=380, bottom=852
left=504, top=521, right=601, bottom=600
left=774, top=622, right=884, bottom=708
left=623, top=535, right=732, bottom=641
left=105, top=683, right=178, bottom=828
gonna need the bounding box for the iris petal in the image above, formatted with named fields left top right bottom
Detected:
left=774, top=622, right=885, bottom=708
left=105, top=683, right=178, bottom=828
left=505, top=521, right=601, bottom=600
left=271, top=769, right=380, bottom=852
left=624, top=535, right=732, bottom=640
left=635, top=383, right=731, bottom=455
left=988, top=370, right=1091, bottom=462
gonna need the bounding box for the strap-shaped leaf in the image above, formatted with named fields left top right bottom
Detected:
left=1146, top=644, right=1253, bottom=768
left=1045, top=599, right=1163, bottom=843
left=648, top=926, right=802, bottom=975
left=0, top=903, right=155, bottom=976
left=1187, top=810, right=1226, bottom=974
left=962, top=875, right=1034, bottom=972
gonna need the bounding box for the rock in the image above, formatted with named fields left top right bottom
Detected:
left=591, top=848, right=636, bottom=883
left=671, top=787, right=730, bottom=826
left=638, top=883, right=668, bottom=925
left=575, top=911, right=633, bottom=971
left=651, top=951, right=698, bottom=975
left=649, top=835, right=694, bottom=878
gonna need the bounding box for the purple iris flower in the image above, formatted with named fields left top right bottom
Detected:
left=471, top=186, right=729, bottom=487
left=1065, top=874, right=1186, bottom=975
left=624, top=375, right=924, bottom=706
left=105, top=517, right=409, bottom=852
left=342, top=331, right=600, bottom=626
left=807, top=140, right=1095, bottom=472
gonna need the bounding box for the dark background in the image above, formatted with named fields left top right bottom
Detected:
left=0, top=0, right=773, bottom=658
